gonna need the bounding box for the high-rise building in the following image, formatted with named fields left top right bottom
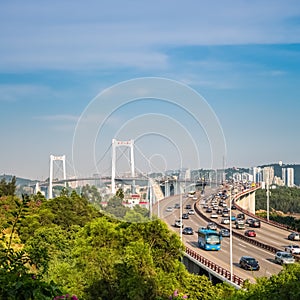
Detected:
left=251, top=167, right=262, bottom=183
left=282, top=168, right=294, bottom=187
left=263, top=166, right=274, bottom=185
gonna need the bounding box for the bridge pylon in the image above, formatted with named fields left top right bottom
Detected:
left=111, top=139, right=135, bottom=194
left=49, top=154, right=66, bottom=199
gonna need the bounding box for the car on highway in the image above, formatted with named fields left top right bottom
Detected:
left=239, top=256, right=260, bottom=271
left=207, top=222, right=217, bottom=230
left=210, top=213, right=218, bottom=219
left=183, top=227, right=194, bottom=235
left=246, top=217, right=254, bottom=225
left=237, top=213, right=245, bottom=220
left=166, top=206, right=173, bottom=212
left=174, top=203, right=180, bottom=209
left=216, top=208, right=223, bottom=215
left=220, top=228, right=230, bottom=237
left=188, top=209, right=195, bottom=215
left=182, top=213, right=189, bottom=219
left=284, top=245, right=300, bottom=255
left=221, top=217, right=230, bottom=225
left=231, top=205, right=237, bottom=210
left=288, top=232, right=300, bottom=241
left=185, top=204, right=192, bottom=209
left=231, top=215, right=236, bottom=221
left=249, top=219, right=261, bottom=228
left=245, top=229, right=256, bottom=237
left=174, top=220, right=184, bottom=228
left=275, top=251, right=295, bottom=265
left=206, top=207, right=212, bottom=213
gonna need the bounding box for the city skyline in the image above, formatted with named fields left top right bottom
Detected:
left=1, top=1, right=300, bottom=180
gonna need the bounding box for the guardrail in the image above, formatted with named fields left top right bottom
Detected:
left=185, top=247, right=244, bottom=287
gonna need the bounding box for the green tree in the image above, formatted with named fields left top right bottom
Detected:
left=116, top=188, right=124, bottom=200
left=81, top=184, right=102, bottom=204
left=230, top=264, right=300, bottom=299
left=0, top=176, right=16, bottom=197
left=0, top=194, right=65, bottom=299
left=105, top=195, right=129, bottom=219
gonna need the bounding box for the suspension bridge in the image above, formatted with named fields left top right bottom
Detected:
left=34, top=138, right=220, bottom=201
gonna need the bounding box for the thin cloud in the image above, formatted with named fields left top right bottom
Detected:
left=0, top=84, right=53, bottom=102
left=1, top=1, right=300, bottom=71
left=35, top=114, right=80, bottom=122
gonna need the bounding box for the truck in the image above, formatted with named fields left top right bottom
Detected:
left=235, top=218, right=245, bottom=229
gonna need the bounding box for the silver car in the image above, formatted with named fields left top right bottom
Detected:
left=275, top=251, right=295, bottom=265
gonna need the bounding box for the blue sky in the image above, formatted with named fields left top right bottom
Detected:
left=1, top=0, right=300, bottom=180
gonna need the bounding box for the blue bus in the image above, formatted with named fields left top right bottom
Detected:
left=198, top=228, right=222, bottom=251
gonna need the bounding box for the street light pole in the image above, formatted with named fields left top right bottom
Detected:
left=266, top=179, right=270, bottom=221
left=229, top=189, right=233, bottom=282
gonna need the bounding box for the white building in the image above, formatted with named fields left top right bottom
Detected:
left=282, top=168, right=294, bottom=187
left=263, top=167, right=274, bottom=185
left=252, top=167, right=262, bottom=183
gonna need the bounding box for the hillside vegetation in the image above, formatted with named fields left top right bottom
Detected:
left=0, top=178, right=300, bottom=299
left=255, top=186, right=300, bottom=231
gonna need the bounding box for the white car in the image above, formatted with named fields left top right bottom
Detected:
left=221, top=217, right=230, bottom=225
left=285, top=245, right=300, bottom=255
left=275, top=251, right=295, bottom=265
left=174, top=220, right=184, bottom=228
left=188, top=209, right=195, bottom=215
left=166, top=206, right=173, bottom=212
left=210, top=213, right=218, bottom=219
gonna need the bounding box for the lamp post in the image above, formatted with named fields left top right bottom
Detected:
left=266, top=179, right=270, bottom=221
left=229, top=188, right=233, bottom=282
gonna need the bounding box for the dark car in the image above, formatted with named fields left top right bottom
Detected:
left=231, top=205, right=237, bottom=210
left=246, top=218, right=254, bottom=225
left=288, top=232, right=300, bottom=241
left=216, top=208, right=223, bottom=215
left=249, top=219, right=261, bottom=228
left=174, top=203, right=180, bottom=209
left=185, top=204, right=192, bottom=210
left=182, top=213, right=189, bottom=219
left=237, top=213, right=245, bottom=220
left=206, top=207, right=213, bottom=213
left=239, top=256, right=260, bottom=271
left=183, top=227, right=194, bottom=235
left=245, top=229, right=256, bottom=237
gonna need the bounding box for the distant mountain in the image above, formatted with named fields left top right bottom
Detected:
left=0, top=174, right=37, bottom=186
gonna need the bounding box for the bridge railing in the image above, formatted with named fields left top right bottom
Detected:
left=185, top=247, right=244, bottom=287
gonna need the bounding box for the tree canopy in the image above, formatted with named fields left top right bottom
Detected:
left=0, top=188, right=300, bottom=299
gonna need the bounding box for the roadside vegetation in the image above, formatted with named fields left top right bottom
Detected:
left=255, top=187, right=300, bottom=231
left=0, top=178, right=300, bottom=299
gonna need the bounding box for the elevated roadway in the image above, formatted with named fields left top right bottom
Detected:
left=153, top=186, right=298, bottom=285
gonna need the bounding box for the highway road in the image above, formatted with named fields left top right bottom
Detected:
left=153, top=187, right=290, bottom=283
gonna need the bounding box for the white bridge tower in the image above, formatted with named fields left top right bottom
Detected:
left=111, top=139, right=135, bottom=194
left=49, top=154, right=66, bottom=199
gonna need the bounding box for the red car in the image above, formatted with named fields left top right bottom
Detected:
left=245, top=230, right=256, bottom=237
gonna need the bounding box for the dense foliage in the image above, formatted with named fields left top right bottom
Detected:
left=255, top=186, right=300, bottom=230
left=0, top=178, right=300, bottom=299
left=0, top=176, right=16, bottom=197
left=256, top=186, right=300, bottom=214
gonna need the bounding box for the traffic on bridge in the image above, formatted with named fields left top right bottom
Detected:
left=153, top=184, right=299, bottom=286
